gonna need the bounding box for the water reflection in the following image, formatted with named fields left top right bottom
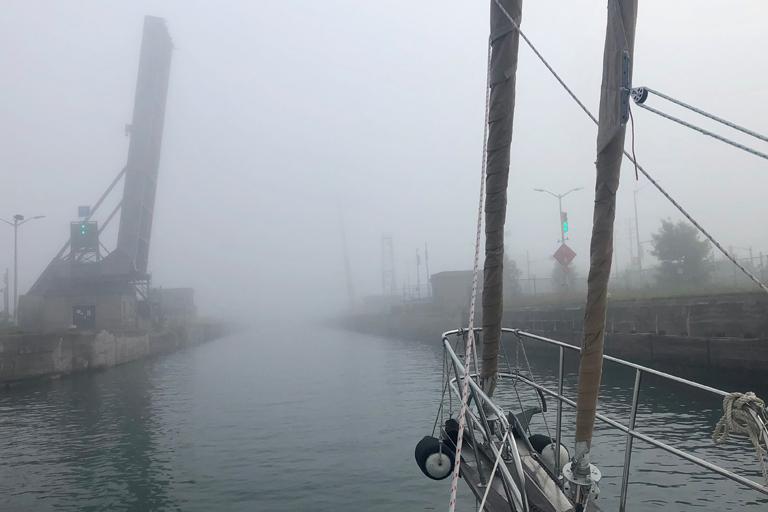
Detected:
left=0, top=362, right=179, bottom=511
left=0, top=328, right=765, bottom=511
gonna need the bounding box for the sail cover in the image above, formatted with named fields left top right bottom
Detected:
left=574, top=0, right=638, bottom=471
left=481, top=0, right=522, bottom=387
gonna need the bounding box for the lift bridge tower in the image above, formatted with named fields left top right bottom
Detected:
left=19, top=16, right=174, bottom=331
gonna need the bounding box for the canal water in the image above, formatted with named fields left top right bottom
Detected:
left=0, top=325, right=765, bottom=511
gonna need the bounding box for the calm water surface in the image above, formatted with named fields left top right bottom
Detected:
left=0, top=325, right=765, bottom=511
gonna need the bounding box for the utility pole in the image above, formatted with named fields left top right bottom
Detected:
left=1, top=268, right=8, bottom=321
left=633, top=187, right=642, bottom=270
left=415, top=250, right=421, bottom=299
left=1, top=214, right=45, bottom=323
left=627, top=218, right=634, bottom=288
left=424, top=242, right=431, bottom=297
left=13, top=216, right=19, bottom=321
left=525, top=250, right=531, bottom=293
left=628, top=218, right=635, bottom=271
left=525, top=250, right=531, bottom=279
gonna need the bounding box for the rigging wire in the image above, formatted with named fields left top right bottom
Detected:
left=629, top=108, right=639, bottom=180
left=491, top=0, right=768, bottom=295
left=633, top=100, right=768, bottom=162
left=514, top=332, right=553, bottom=442
left=447, top=42, right=493, bottom=512
left=635, top=87, right=768, bottom=144
left=432, top=348, right=450, bottom=437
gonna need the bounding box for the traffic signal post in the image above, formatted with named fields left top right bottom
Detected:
left=533, top=187, right=582, bottom=244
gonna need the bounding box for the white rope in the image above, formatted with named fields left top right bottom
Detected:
left=478, top=430, right=510, bottom=511
left=492, top=0, right=768, bottom=296
left=713, top=392, right=768, bottom=484
left=448, top=42, right=493, bottom=512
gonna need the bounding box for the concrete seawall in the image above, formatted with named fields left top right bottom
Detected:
left=338, top=306, right=768, bottom=372
left=521, top=329, right=768, bottom=371
left=0, top=321, right=227, bottom=384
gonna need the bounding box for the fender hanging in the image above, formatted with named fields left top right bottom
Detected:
left=415, top=436, right=455, bottom=481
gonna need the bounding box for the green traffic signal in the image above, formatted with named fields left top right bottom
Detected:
left=563, top=221, right=569, bottom=233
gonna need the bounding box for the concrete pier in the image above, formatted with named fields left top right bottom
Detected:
left=0, top=320, right=226, bottom=384
left=339, top=291, right=768, bottom=371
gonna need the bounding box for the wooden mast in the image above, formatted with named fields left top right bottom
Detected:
left=480, top=0, right=522, bottom=395
left=569, top=0, right=639, bottom=499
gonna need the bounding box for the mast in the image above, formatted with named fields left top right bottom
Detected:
left=480, top=0, right=522, bottom=393
left=571, top=0, right=638, bottom=490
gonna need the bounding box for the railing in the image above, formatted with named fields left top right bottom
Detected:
left=442, top=328, right=768, bottom=512
left=442, top=336, right=529, bottom=512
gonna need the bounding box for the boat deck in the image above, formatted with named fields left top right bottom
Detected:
left=455, top=426, right=573, bottom=512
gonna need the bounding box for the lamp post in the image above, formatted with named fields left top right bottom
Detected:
left=1, top=214, right=45, bottom=323
left=533, top=187, right=583, bottom=243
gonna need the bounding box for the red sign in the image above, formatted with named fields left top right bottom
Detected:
left=553, top=243, right=576, bottom=267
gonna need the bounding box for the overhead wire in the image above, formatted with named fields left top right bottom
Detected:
left=491, top=0, right=768, bottom=295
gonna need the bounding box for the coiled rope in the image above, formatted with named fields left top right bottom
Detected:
left=447, top=41, right=493, bottom=512
left=713, top=392, right=768, bottom=484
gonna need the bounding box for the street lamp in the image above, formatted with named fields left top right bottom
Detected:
left=533, top=187, right=583, bottom=244
left=1, top=214, right=45, bottom=323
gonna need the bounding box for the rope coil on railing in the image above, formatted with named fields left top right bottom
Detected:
left=713, top=392, right=768, bottom=485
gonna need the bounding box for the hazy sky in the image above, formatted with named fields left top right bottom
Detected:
left=2, top=1, right=767, bottom=318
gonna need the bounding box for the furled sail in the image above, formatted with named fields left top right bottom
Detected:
left=573, top=0, right=638, bottom=477
left=480, top=0, right=522, bottom=393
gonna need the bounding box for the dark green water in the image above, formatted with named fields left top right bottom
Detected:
left=0, top=326, right=765, bottom=511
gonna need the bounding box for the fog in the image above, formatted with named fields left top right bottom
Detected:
left=3, top=1, right=767, bottom=321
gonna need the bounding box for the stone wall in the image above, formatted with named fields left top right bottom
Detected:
left=505, top=291, right=768, bottom=339
left=19, top=292, right=139, bottom=332
left=337, top=292, right=768, bottom=372
left=0, top=320, right=226, bottom=384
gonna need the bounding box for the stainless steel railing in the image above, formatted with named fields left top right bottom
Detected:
left=441, top=328, right=768, bottom=512
left=442, top=336, right=529, bottom=512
